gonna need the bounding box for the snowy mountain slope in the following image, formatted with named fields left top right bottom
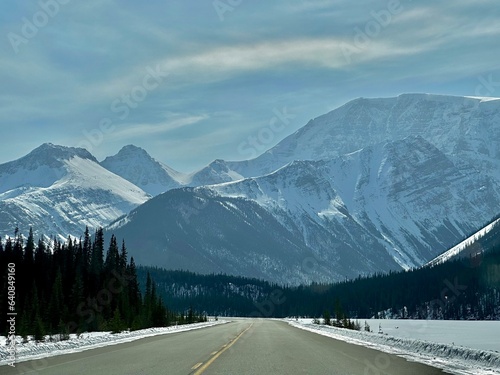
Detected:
left=109, top=137, right=500, bottom=283
left=0, top=143, right=95, bottom=196
left=108, top=188, right=354, bottom=285
left=0, top=143, right=150, bottom=239
left=186, top=159, right=245, bottom=187
left=207, top=136, right=500, bottom=270
left=100, top=145, right=187, bottom=196
left=188, top=94, right=500, bottom=185
left=426, top=216, right=500, bottom=268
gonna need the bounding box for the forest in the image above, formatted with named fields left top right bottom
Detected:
left=0, top=227, right=206, bottom=341
left=1, top=219, right=499, bottom=339
left=139, top=219, right=500, bottom=320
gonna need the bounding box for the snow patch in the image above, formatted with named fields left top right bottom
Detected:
left=288, top=319, right=500, bottom=375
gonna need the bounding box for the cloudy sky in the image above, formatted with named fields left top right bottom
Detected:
left=1, top=0, right=500, bottom=172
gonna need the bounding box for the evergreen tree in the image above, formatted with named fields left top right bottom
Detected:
left=110, top=308, right=124, bottom=334
left=119, top=240, right=128, bottom=273
left=89, top=228, right=104, bottom=295
left=104, top=235, right=120, bottom=274
left=323, top=310, right=331, bottom=326
left=48, top=269, right=65, bottom=333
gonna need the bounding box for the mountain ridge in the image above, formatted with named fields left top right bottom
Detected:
left=108, top=135, right=500, bottom=283
left=188, top=93, right=500, bottom=185
left=1, top=93, right=499, bottom=284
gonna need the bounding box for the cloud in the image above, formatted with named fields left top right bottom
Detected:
left=1, top=0, right=500, bottom=170
left=111, top=114, right=209, bottom=140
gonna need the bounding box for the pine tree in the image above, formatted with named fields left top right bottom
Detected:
left=89, top=228, right=104, bottom=295
left=31, top=284, right=45, bottom=342
left=110, top=308, right=124, bottom=334
left=323, top=310, right=331, bottom=325
left=187, top=306, right=194, bottom=324
left=119, top=240, right=128, bottom=273
left=143, top=272, right=153, bottom=327
left=24, top=228, right=35, bottom=267
left=69, top=273, right=85, bottom=332
left=104, top=235, right=119, bottom=274
left=48, top=269, right=65, bottom=333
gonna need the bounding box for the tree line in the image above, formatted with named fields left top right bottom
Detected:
left=2, top=219, right=498, bottom=341
left=0, top=227, right=206, bottom=341
left=138, top=219, right=500, bottom=320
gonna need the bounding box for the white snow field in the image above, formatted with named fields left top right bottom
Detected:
left=0, top=320, right=227, bottom=367
left=289, top=319, right=500, bottom=375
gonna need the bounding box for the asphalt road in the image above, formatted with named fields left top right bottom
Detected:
left=2, top=319, right=447, bottom=375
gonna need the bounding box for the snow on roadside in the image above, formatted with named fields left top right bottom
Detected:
left=0, top=320, right=228, bottom=367
left=288, top=319, right=500, bottom=375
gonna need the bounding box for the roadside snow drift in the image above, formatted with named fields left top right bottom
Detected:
left=289, top=319, right=500, bottom=375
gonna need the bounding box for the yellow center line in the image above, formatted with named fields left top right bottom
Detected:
left=193, top=323, right=253, bottom=375
left=191, top=362, right=203, bottom=370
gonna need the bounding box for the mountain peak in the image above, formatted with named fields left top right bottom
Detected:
left=231, top=93, right=500, bottom=178
left=0, top=143, right=108, bottom=198
left=101, top=145, right=184, bottom=196
left=5, top=143, right=97, bottom=171
left=116, top=144, right=150, bottom=157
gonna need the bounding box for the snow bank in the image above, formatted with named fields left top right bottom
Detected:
left=288, top=320, right=500, bottom=375
left=0, top=320, right=228, bottom=367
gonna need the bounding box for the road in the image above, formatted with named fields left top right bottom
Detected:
left=2, top=319, right=446, bottom=375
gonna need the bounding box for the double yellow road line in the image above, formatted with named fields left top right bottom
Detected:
left=192, top=323, right=253, bottom=374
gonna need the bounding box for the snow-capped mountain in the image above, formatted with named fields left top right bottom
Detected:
left=189, top=94, right=500, bottom=185
left=2, top=93, right=499, bottom=284
left=101, top=145, right=187, bottom=196
left=109, top=136, right=500, bottom=284
left=0, top=143, right=149, bottom=239
left=187, top=159, right=244, bottom=187
left=211, top=136, right=500, bottom=267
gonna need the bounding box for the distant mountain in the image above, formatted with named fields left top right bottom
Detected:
left=0, top=143, right=149, bottom=239
left=109, top=136, right=500, bottom=284
left=186, top=159, right=244, bottom=186
left=101, top=145, right=187, bottom=196
left=2, top=93, right=499, bottom=285
left=109, top=188, right=344, bottom=285
left=189, top=94, right=500, bottom=185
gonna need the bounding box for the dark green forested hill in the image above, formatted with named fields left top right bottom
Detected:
left=138, top=218, right=500, bottom=320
